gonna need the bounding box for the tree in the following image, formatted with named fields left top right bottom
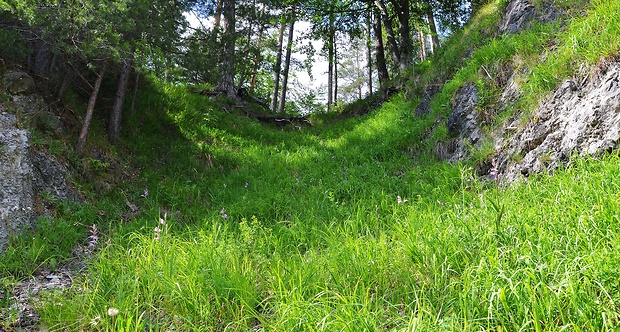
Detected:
left=278, top=8, right=296, bottom=113
left=371, top=3, right=390, bottom=95
left=214, top=0, right=238, bottom=98
left=271, top=15, right=286, bottom=111
left=77, top=62, right=107, bottom=155
left=11, top=0, right=190, bottom=150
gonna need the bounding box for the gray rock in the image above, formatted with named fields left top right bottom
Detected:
left=500, top=0, right=536, bottom=34
left=415, top=85, right=440, bottom=116
left=36, top=110, right=63, bottom=135
left=30, top=149, right=75, bottom=202
left=500, top=0, right=561, bottom=35
left=442, top=83, right=483, bottom=162
left=4, top=71, right=35, bottom=95
left=0, top=111, right=34, bottom=248
left=0, top=98, right=73, bottom=249
left=496, top=61, right=620, bottom=181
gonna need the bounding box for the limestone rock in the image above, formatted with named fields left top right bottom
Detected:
left=442, top=83, right=482, bottom=162
left=500, top=0, right=561, bottom=35
left=0, top=110, right=34, bottom=248
left=0, top=98, right=73, bottom=249
left=496, top=61, right=620, bottom=181
left=500, top=0, right=536, bottom=34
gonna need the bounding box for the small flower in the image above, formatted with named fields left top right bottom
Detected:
left=489, top=160, right=503, bottom=181
left=244, top=182, right=249, bottom=188
left=107, top=307, right=120, bottom=317
left=141, top=189, right=149, bottom=198
left=219, top=208, right=229, bottom=219
left=397, top=196, right=409, bottom=204
left=88, top=224, right=98, bottom=248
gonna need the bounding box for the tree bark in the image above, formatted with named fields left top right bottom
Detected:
left=372, top=6, right=390, bottom=95
left=418, top=30, right=427, bottom=61
left=391, top=0, right=413, bottom=70
left=334, top=35, right=338, bottom=104
left=366, top=6, right=373, bottom=95
left=215, top=0, right=238, bottom=99
left=270, top=16, right=286, bottom=112
left=327, top=7, right=335, bottom=111
left=278, top=12, right=295, bottom=114
left=212, top=0, right=223, bottom=42
left=375, top=0, right=400, bottom=68
left=76, top=62, right=107, bottom=155
left=109, top=53, right=134, bottom=143
left=425, top=1, right=440, bottom=54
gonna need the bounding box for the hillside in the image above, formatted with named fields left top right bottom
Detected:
left=2, top=0, right=620, bottom=330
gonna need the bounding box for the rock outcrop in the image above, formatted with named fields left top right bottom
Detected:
left=496, top=61, right=620, bottom=181
left=0, top=110, right=34, bottom=248
left=0, top=71, right=74, bottom=249
left=499, top=0, right=561, bottom=35
left=442, top=83, right=483, bottom=163
left=438, top=0, right=620, bottom=183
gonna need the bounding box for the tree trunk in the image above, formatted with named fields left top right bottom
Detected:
left=327, top=7, right=335, bottom=111
left=425, top=1, right=440, bottom=54
left=334, top=34, right=338, bottom=104
left=108, top=54, right=134, bottom=143
left=249, top=19, right=265, bottom=93
left=212, top=0, right=223, bottom=42
left=375, top=0, right=400, bottom=68
left=366, top=6, right=373, bottom=95
left=270, top=16, right=286, bottom=112
left=356, top=49, right=362, bottom=100
left=215, top=0, right=238, bottom=99
left=76, top=62, right=107, bottom=155
left=391, top=0, right=412, bottom=70
left=278, top=13, right=295, bottom=114
left=372, top=6, right=390, bottom=95
left=418, top=30, right=427, bottom=61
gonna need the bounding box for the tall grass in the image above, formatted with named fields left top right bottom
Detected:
left=2, top=0, right=620, bottom=330
left=34, top=78, right=620, bottom=330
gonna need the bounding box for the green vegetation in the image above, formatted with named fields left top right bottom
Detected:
left=2, top=0, right=620, bottom=330
left=27, top=84, right=620, bottom=331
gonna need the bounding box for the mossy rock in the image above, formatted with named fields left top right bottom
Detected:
left=4, top=71, right=35, bottom=95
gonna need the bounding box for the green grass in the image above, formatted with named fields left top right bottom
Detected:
left=30, top=82, right=620, bottom=330
left=2, top=0, right=620, bottom=330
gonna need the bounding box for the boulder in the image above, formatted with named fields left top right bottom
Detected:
left=4, top=71, right=36, bottom=95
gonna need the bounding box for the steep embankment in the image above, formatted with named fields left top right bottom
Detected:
left=2, top=0, right=620, bottom=331
left=433, top=0, right=620, bottom=180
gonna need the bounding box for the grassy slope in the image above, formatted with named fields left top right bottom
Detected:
left=2, top=0, right=620, bottom=330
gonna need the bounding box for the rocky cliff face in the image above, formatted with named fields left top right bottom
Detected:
left=0, top=71, right=74, bottom=249
left=442, top=0, right=620, bottom=182
left=496, top=60, right=620, bottom=181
